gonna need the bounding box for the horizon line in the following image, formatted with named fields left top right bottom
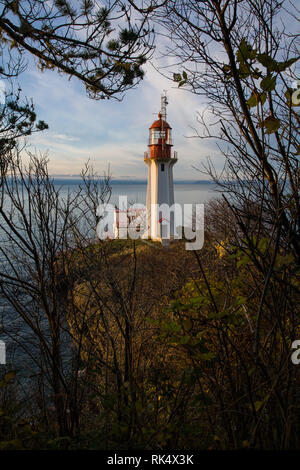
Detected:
left=48, top=175, right=214, bottom=183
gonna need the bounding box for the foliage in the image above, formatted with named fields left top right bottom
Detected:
left=0, top=0, right=299, bottom=451
left=0, top=371, right=45, bottom=449
left=0, top=0, right=155, bottom=99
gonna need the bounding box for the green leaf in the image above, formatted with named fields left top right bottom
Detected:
left=180, top=335, right=190, bottom=345
left=234, top=296, right=247, bottom=306
left=259, top=116, right=281, bottom=134
left=182, top=318, right=192, bottom=331
left=247, top=91, right=266, bottom=108
left=107, top=40, right=120, bottom=52
left=275, top=253, right=294, bottom=268
left=237, top=255, right=250, bottom=267
left=173, top=73, right=182, bottom=82
left=260, top=75, right=276, bottom=92
left=182, top=71, right=187, bottom=80
left=238, top=63, right=251, bottom=78
left=237, top=38, right=256, bottom=63
left=199, top=352, right=215, bottom=361
left=237, top=38, right=247, bottom=63
left=257, top=237, right=268, bottom=253
left=260, top=92, right=267, bottom=105
left=252, top=68, right=262, bottom=79
left=275, top=57, right=299, bottom=72
left=257, top=54, right=277, bottom=69
left=254, top=400, right=263, bottom=411
left=223, top=64, right=231, bottom=72
left=285, top=88, right=294, bottom=105
left=257, top=55, right=298, bottom=72
left=247, top=93, right=258, bottom=108
left=223, top=64, right=233, bottom=78
left=196, top=330, right=208, bottom=339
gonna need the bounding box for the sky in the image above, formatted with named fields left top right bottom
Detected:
left=1, top=1, right=298, bottom=182
left=15, top=55, right=223, bottom=181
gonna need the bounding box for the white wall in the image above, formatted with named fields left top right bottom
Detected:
left=145, top=158, right=177, bottom=240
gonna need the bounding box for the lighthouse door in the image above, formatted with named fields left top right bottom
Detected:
left=159, top=211, right=169, bottom=239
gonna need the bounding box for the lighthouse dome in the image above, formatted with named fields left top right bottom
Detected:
left=150, top=112, right=171, bottom=129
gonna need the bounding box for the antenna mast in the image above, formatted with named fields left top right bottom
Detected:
left=161, top=90, right=168, bottom=121
left=161, top=91, right=168, bottom=155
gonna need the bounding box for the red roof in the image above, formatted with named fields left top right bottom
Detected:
left=150, top=112, right=171, bottom=129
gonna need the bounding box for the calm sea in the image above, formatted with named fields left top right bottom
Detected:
left=56, top=179, right=219, bottom=206
left=0, top=180, right=220, bottom=376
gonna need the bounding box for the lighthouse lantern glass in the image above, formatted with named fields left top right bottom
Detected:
left=149, top=128, right=172, bottom=145
left=166, top=129, right=172, bottom=145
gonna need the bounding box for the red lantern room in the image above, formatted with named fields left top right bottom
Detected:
left=147, top=112, right=173, bottom=159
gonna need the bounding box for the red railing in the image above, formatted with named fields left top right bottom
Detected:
left=144, top=151, right=178, bottom=159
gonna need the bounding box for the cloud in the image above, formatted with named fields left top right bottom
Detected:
left=52, top=134, right=80, bottom=142
left=19, top=52, right=224, bottom=179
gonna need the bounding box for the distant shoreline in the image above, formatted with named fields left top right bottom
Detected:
left=48, top=177, right=216, bottom=185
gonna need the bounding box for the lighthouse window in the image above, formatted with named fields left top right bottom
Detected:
left=161, top=164, right=165, bottom=171
left=149, top=129, right=167, bottom=145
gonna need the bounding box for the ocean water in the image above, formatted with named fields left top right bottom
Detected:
left=109, top=181, right=218, bottom=206
left=55, top=179, right=219, bottom=206
left=0, top=179, right=220, bottom=376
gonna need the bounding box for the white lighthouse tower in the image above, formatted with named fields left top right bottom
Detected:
left=144, top=93, right=178, bottom=241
